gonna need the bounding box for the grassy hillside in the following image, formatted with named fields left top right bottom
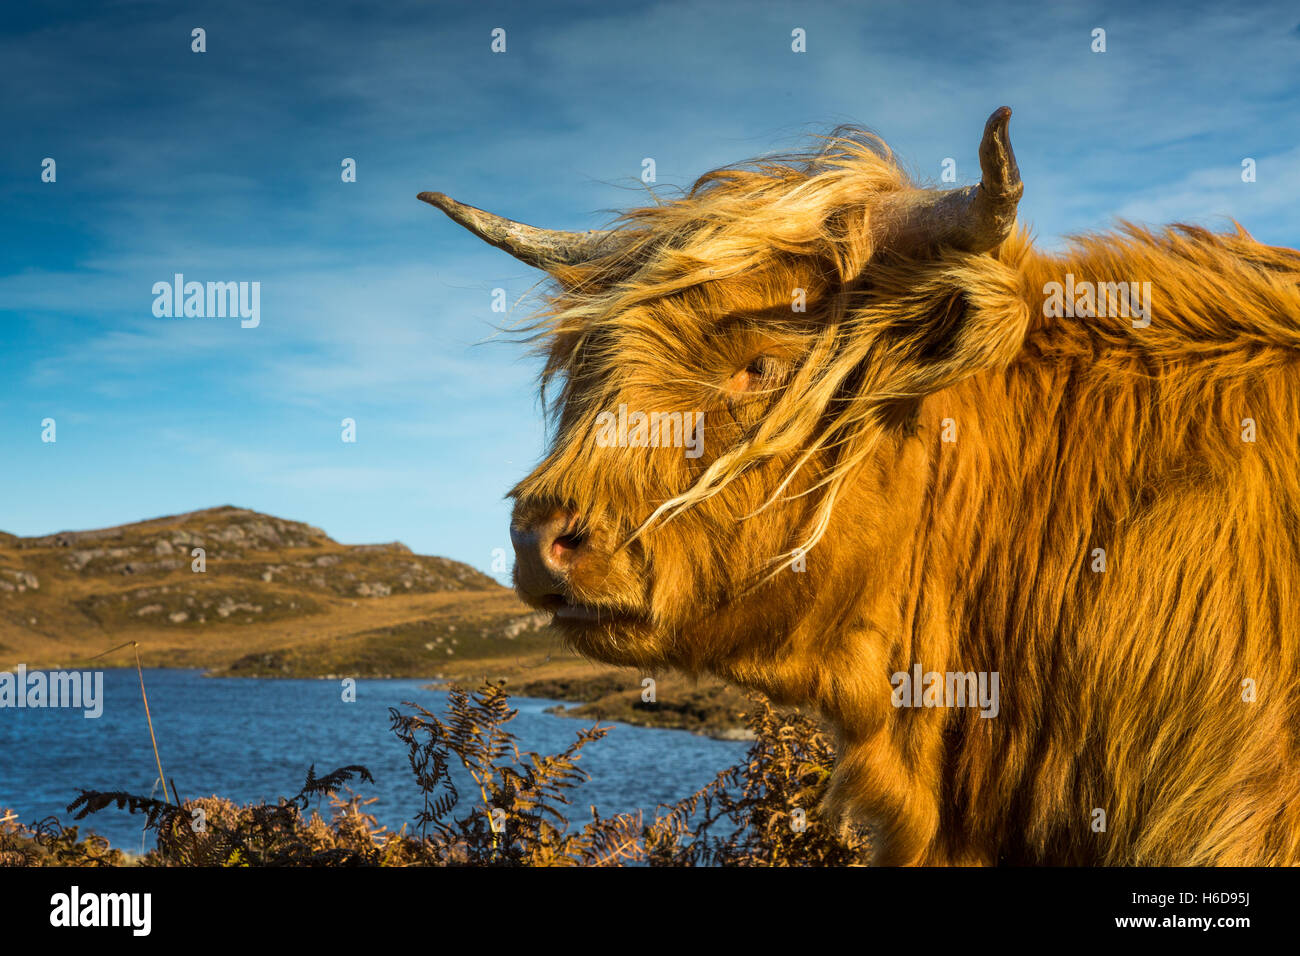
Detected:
left=0, top=506, right=530, bottom=669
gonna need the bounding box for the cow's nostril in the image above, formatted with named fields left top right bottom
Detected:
left=511, top=506, right=585, bottom=601
left=549, top=529, right=585, bottom=568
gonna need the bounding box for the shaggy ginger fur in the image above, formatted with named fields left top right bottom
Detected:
left=481, top=125, right=1300, bottom=865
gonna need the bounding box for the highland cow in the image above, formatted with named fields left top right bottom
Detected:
left=422, top=108, right=1300, bottom=865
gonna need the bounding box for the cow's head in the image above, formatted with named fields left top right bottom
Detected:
left=423, top=108, right=1029, bottom=695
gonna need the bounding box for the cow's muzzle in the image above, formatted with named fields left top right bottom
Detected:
left=509, top=505, right=586, bottom=602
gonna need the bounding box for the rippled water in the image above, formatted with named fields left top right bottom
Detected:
left=0, top=668, right=747, bottom=853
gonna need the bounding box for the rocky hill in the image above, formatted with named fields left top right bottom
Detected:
left=0, top=506, right=551, bottom=673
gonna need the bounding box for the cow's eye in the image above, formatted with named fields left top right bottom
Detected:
left=724, top=356, right=782, bottom=396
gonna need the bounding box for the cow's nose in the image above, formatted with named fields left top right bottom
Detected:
left=510, top=508, right=585, bottom=599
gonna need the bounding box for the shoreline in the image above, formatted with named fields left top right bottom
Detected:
left=22, top=661, right=755, bottom=741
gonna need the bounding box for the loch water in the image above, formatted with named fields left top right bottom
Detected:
left=0, top=668, right=748, bottom=854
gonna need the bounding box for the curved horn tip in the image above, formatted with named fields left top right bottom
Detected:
left=979, top=106, right=1022, bottom=199
left=416, top=189, right=611, bottom=269
left=981, top=107, right=1014, bottom=160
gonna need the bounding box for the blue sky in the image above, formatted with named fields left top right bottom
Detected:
left=2, top=0, right=1297, bottom=580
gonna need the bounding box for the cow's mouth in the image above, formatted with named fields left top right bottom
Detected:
left=538, top=594, right=645, bottom=626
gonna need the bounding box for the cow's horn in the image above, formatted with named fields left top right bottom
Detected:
left=418, top=191, right=612, bottom=269
left=887, top=107, right=1024, bottom=254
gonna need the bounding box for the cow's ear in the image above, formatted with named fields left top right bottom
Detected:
left=865, top=252, right=1030, bottom=401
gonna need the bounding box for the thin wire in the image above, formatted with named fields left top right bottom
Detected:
left=85, top=640, right=170, bottom=806
left=133, top=642, right=170, bottom=806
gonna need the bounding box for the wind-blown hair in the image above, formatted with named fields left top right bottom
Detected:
left=429, top=113, right=1300, bottom=865
left=518, top=127, right=1029, bottom=578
